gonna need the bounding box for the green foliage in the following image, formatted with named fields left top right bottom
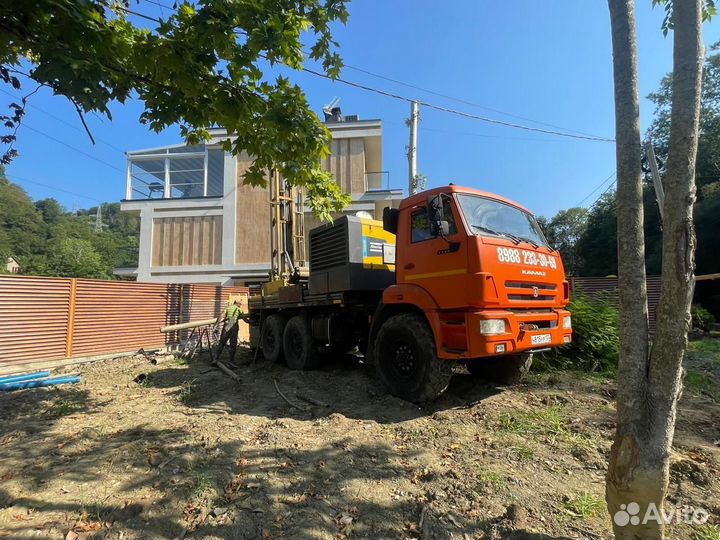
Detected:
left=49, top=237, right=108, bottom=279
left=691, top=304, right=716, bottom=332
left=652, top=1, right=716, bottom=36
left=0, top=0, right=351, bottom=220
left=575, top=192, right=618, bottom=277
left=543, top=295, right=619, bottom=373
left=0, top=167, right=139, bottom=278
left=537, top=207, right=587, bottom=276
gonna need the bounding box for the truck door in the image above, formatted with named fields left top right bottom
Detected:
left=397, top=195, right=468, bottom=308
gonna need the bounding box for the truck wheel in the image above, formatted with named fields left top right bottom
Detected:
left=375, top=313, right=453, bottom=403
left=466, top=353, right=533, bottom=385
left=283, top=315, right=321, bottom=370
left=260, top=314, right=286, bottom=362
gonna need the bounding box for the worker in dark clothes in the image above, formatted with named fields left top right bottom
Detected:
left=215, top=299, right=249, bottom=364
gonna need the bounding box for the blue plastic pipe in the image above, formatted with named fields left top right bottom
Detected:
left=0, top=371, right=51, bottom=384
left=0, top=376, right=80, bottom=392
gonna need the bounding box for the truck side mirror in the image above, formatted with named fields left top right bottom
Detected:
left=427, top=195, right=448, bottom=237
left=427, top=195, right=444, bottom=222
left=430, top=220, right=450, bottom=237
left=383, top=207, right=399, bottom=235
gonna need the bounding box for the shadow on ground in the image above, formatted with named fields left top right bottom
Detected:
left=141, top=349, right=505, bottom=425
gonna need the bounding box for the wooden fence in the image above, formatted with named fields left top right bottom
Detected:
left=571, top=276, right=662, bottom=332
left=0, top=275, right=248, bottom=369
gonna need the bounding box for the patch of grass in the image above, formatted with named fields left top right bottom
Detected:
left=563, top=492, right=605, bottom=518
left=177, top=379, right=197, bottom=405
left=497, top=405, right=600, bottom=451
left=689, top=339, right=720, bottom=363
left=497, top=405, right=568, bottom=441
left=582, top=370, right=616, bottom=384
left=511, top=443, right=535, bottom=461
left=693, top=523, right=720, bottom=540
left=187, top=472, right=216, bottom=503
left=476, top=470, right=505, bottom=490
left=43, top=390, right=86, bottom=418
left=685, top=370, right=713, bottom=396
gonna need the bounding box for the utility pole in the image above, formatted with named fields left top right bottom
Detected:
left=95, top=204, right=103, bottom=232
left=407, top=100, right=419, bottom=195
left=644, top=140, right=665, bottom=220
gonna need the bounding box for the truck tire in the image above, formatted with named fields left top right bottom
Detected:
left=466, top=353, right=533, bottom=385
left=283, top=315, right=322, bottom=370
left=260, top=314, right=286, bottom=362
left=375, top=313, right=453, bottom=403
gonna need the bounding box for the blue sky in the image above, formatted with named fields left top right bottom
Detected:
left=3, top=1, right=719, bottom=218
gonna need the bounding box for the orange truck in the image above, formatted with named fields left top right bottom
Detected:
left=249, top=184, right=572, bottom=402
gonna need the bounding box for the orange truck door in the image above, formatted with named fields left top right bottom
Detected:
left=396, top=196, right=468, bottom=309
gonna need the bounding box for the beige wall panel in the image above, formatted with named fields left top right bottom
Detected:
left=349, top=138, right=366, bottom=194
left=152, top=220, right=162, bottom=266
left=235, top=157, right=271, bottom=265
left=152, top=216, right=222, bottom=267
left=191, top=217, right=201, bottom=265
left=201, top=218, right=210, bottom=264
left=158, top=221, right=172, bottom=266
left=182, top=219, right=192, bottom=265
left=171, top=219, right=182, bottom=266
left=212, top=215, right=223, bottom=264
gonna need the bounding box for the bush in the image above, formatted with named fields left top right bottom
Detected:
left=539, top=294, right=619, bottom=373
left=691, top=304, right=716, bottom=332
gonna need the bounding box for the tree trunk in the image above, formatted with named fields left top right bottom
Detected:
left=605, top=1, right=703, bottom=538
left=606, top=0, right=653, bottom=534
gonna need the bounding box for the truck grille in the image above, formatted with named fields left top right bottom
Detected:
left=310, top=220, right=349, bottom=271
left=505, top=280, right=557, bottom=301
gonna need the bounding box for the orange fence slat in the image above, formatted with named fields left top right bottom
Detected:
left=0, top=275, right=249, bottom=368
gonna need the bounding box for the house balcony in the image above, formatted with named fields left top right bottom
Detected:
left=365, top=171, right=390, bottom=191
left=125, top=144, right=225, bottom=201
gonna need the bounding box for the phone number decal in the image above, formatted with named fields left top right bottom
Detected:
left=496, top=247, right=557, bottom=269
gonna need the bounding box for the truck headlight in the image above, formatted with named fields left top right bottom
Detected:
left=480, top=319, right=506, bottom=335
left=562, top=315, right=572, bottom=329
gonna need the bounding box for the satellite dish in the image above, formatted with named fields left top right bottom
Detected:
left=355, top=211, right=373, bottom=219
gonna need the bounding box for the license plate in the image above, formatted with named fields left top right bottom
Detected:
left=531, top=334, right=552, bottom=345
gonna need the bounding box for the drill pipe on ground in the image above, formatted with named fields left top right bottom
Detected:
left=0, top=376, right=80, bottom=392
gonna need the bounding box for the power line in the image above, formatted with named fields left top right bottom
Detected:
left=0, top=87, right=126, bottom=154
left=342, top=64, right=602, bottom=139
left=110, top=5, right=615, bottom=143
left=421, top=125, right=591, bottom=143
left=19, top=123, right=125, bottom=173
left=6, top=173, right=104, bottom=203
left=298, top=66, right=613, bottom=142
left=576, top=172, right=616, bottom=207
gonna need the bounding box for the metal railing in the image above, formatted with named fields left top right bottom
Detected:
left=365, top=171, right=390, bottom=191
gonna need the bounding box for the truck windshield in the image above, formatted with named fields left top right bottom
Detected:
left=456, top=194, right=548, bottom=247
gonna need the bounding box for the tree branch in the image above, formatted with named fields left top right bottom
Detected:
left=70, top=97, right=96, bottom=145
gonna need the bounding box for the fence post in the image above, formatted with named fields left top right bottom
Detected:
left=66, top=278, right=78, bottom=358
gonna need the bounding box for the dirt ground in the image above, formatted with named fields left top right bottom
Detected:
left=0, top=343, right=718, bottom=540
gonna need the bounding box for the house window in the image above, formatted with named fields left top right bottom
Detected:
left=126, top=144, right=225, bottom=200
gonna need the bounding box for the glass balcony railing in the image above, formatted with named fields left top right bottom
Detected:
left=365, top=171, right=390, bottom=191
left=126, top=147, right=225, bottom=200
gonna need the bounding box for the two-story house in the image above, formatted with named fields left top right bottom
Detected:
left=119, top=113, right=403, bottom=285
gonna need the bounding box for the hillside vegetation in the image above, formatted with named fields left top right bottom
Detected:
left=0, top=168, right=139, bottom=279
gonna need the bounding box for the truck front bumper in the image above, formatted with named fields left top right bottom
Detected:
left=458, top=308, right=572, bottom=358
